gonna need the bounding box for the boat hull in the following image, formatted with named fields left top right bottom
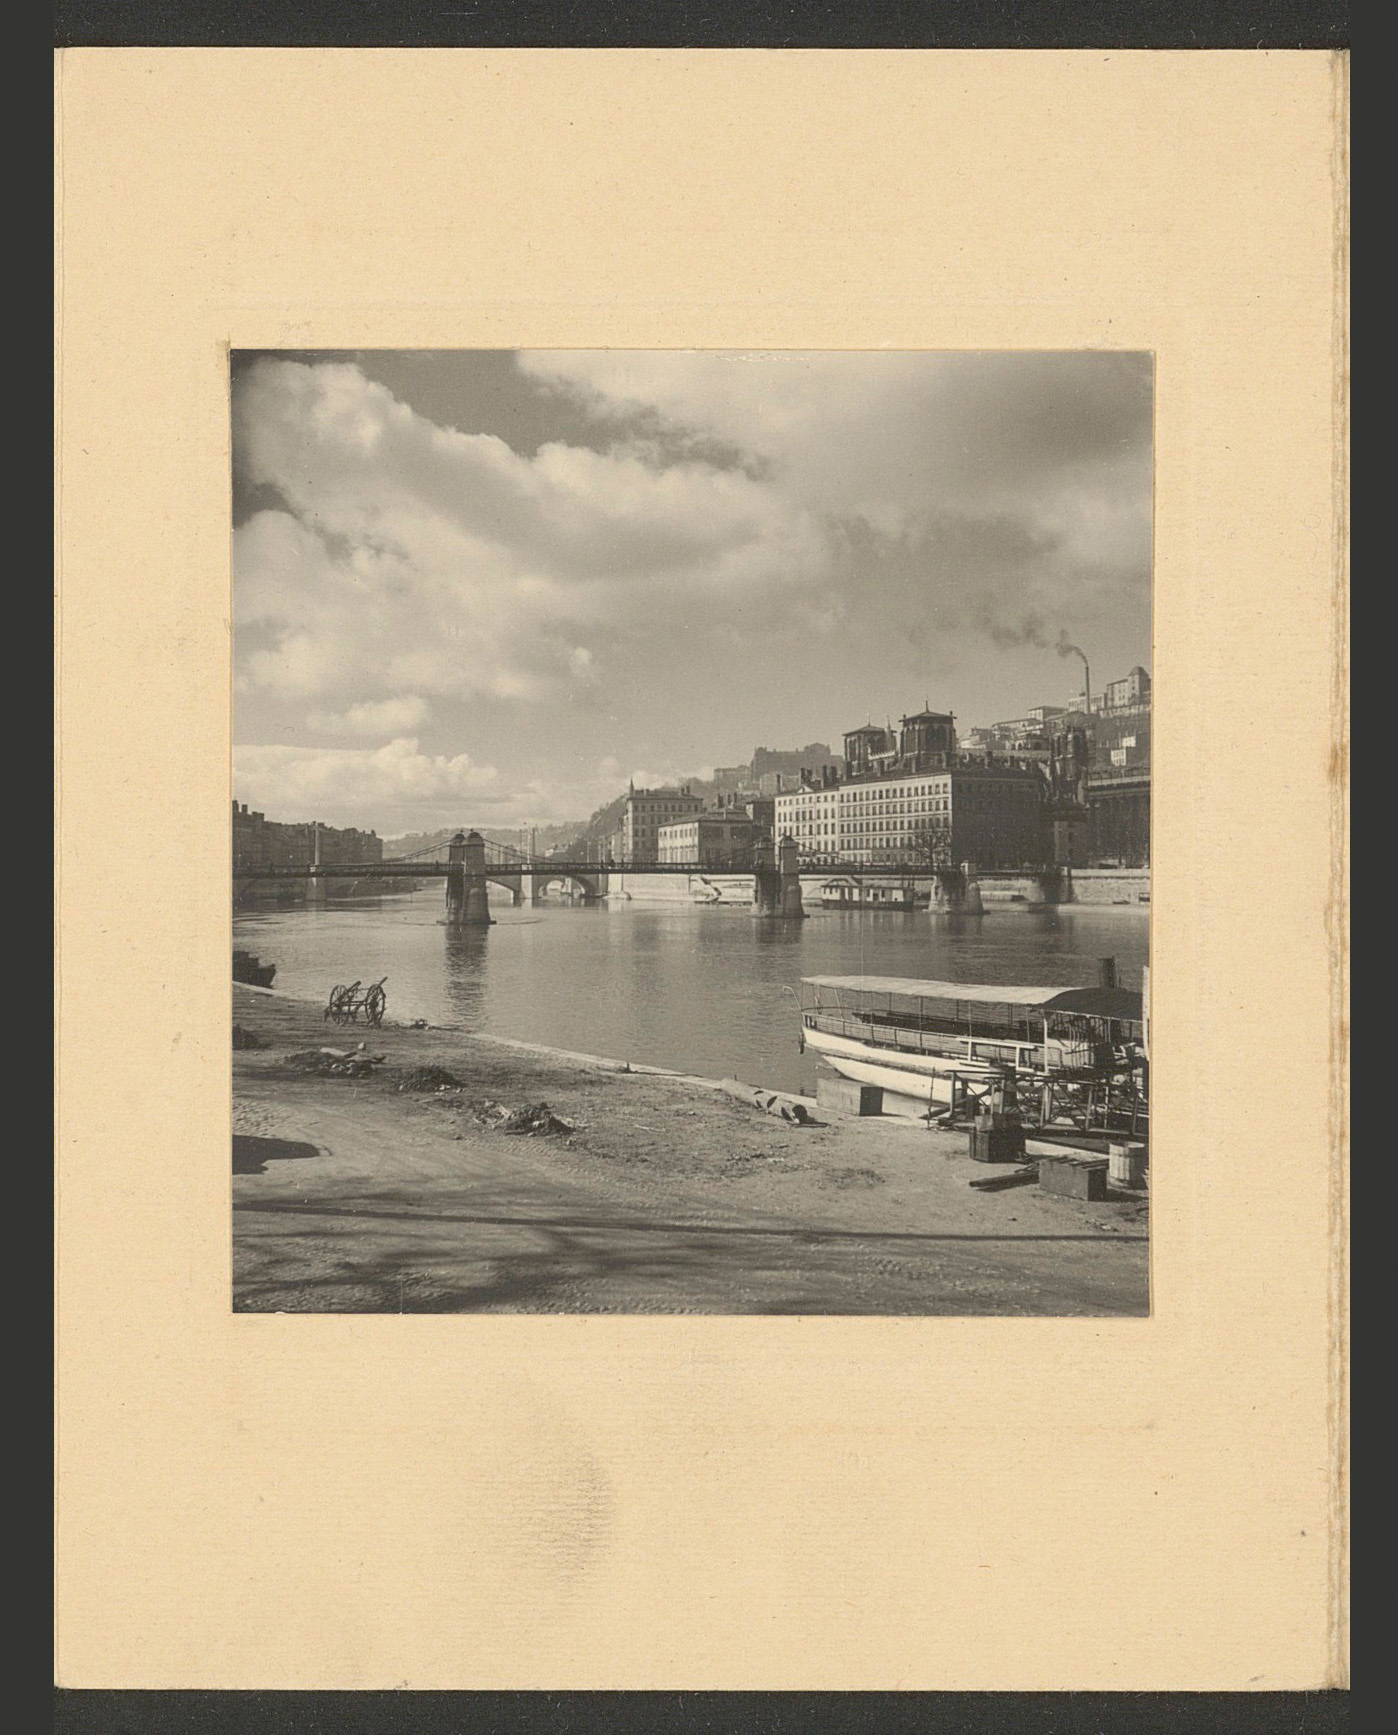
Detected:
left=804, top=1024, right=1001, bottom=1107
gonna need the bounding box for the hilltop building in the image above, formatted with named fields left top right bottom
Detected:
left=712, top=742, right=842, bottom=797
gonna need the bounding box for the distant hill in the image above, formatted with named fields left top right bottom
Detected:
left=383, top=821, right=585, bottom=860
left=384, top=773, right=727, bottom=863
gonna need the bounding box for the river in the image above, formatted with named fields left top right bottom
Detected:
left=235, top=887, right=1149, bottom=1097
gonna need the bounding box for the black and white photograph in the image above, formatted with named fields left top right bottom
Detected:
left=231, top=348, right=1153, bottom=1315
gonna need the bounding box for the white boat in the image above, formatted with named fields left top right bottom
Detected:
left=799, top=975, right=1147, bottom=1118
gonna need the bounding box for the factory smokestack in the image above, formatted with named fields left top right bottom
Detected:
left=1057, top=635, right=1091, bottom=715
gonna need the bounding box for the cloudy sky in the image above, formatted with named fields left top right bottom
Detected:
left=232, top=349, right=1152, bottom=836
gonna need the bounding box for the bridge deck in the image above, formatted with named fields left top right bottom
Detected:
left=234, top=860, right=1061, bottom=880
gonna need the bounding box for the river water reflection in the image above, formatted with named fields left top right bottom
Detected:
left=235, top=889, right=1149, bottom=1097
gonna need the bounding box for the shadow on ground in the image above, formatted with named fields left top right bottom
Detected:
left=233, top=1134, right=321, bottom=1175
left=232, top=1192, right=1148, bottom=1315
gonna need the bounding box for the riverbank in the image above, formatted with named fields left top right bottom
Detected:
left=232, top=986, right=1148, bottom=1315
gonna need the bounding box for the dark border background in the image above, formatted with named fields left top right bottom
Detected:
left=52, top=1689, right=1354, bottom=1734
left=54, top=2, right=1350, bottom=1732
left=55, top=1, right=1349, bottom=50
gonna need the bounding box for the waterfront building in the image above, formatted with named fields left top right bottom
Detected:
left=612, top=783, right=705, bottom=863
left=233, top=801, right=270, bottom=869
left=837, top=763, right=1045, bottom=869
left=711, top=791, right=775, bottom=841
left=1086, top=772, right=1150, bottom=867
left=656, top=813, right=757, bottom=867
left=773, top=775, right=842, bottom=864
left=232, top=801, right=383, bottom=872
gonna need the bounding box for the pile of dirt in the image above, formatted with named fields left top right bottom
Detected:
left=232, top=1024, right=269, bottom=1051
left=284, top=1047, right=384, bottom=1080
left=396, top=1065, right=464, bottom=1093
left=474, top=1099, right=577, bottom=1137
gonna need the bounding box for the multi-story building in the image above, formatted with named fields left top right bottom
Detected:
left=233, top=801, right=270, bottom=868
left=609, top=784, right=705, bottom=863
left=773, top=774, right=842, bottom=864
left=656, top=814, right=757, bottom=867
left=232, top=802, right=383, bottom=872
left=1102, top=666, right=1151, bottom=712
left=1069, top=663, right=1151, bottom=719
left=837, top=763, right=1046, bottom=869
left=711, top=791, right=775, bottom=841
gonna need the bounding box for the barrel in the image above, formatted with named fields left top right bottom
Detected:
left=1108, top=1140, right=1147, bottom=1187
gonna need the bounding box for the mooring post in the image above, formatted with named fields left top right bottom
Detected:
left=778, top=833, right=806, bottom=919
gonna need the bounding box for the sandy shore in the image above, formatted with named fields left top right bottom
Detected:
left=232, top=985, right=1149, bottom=1315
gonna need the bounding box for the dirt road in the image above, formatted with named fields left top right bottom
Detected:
left=232, top=987, right=1149, bottom=1315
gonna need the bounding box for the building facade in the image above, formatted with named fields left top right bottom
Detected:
left=232, top=802, right=383, bottom=873
left=835, top=764, right=1045, bottom=869
left=656, top=814, right=757, bottom=867
left=1086, top=773, right=1151, bottom=866
left=1102, top=665, right=1151, bottom=712
left=609, top=785, right=705, bottom=863
left=773, top=779, right=842, bottom=864
left=711, top=791, right=775, bottom=840
left=842, top=709, right=957, bottom=781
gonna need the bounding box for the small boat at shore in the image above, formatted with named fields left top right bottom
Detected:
left=799, top=975, right=1147, bottom=1126
left=233, top=949, right=277, bottom=988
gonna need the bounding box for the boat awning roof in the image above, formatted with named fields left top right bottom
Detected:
left=801, top=976, right=1143, bottom=1019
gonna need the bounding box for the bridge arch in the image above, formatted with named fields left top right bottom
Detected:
left=484, top=869, right=527, bottom=907
left=530, top=869, right=604, bottom=906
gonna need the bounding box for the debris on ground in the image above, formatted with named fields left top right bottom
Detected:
left=717, top=1078, right=817, bottom=1125
left=826, top=1166, right=886, bottom=1189
left=408, top=1019, right=430, bottom=1029
left=469, top=1099, right=577, bottom=1137
left=284, top=1046, right=385, bottom=1079
left=396, top=1065, right=464, bottom=1093
left=968, top=1166, right=1039, bottom=1192
left=232, top=1024, right=269, bottom=1051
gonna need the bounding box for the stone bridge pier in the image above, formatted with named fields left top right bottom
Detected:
left=928, top=864, right=983, bottom=913
left=753, top=835, right=805, bottom=918
left=445, top=830, right=493, bottom=927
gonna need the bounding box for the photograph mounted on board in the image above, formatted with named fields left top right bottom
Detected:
left=231, top=349, right=1153, bottom=1316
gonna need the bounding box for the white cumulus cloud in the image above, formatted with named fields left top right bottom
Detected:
left=233, top=357, right=828, bottom=717
left=307, top=695, right=431, bottom=737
